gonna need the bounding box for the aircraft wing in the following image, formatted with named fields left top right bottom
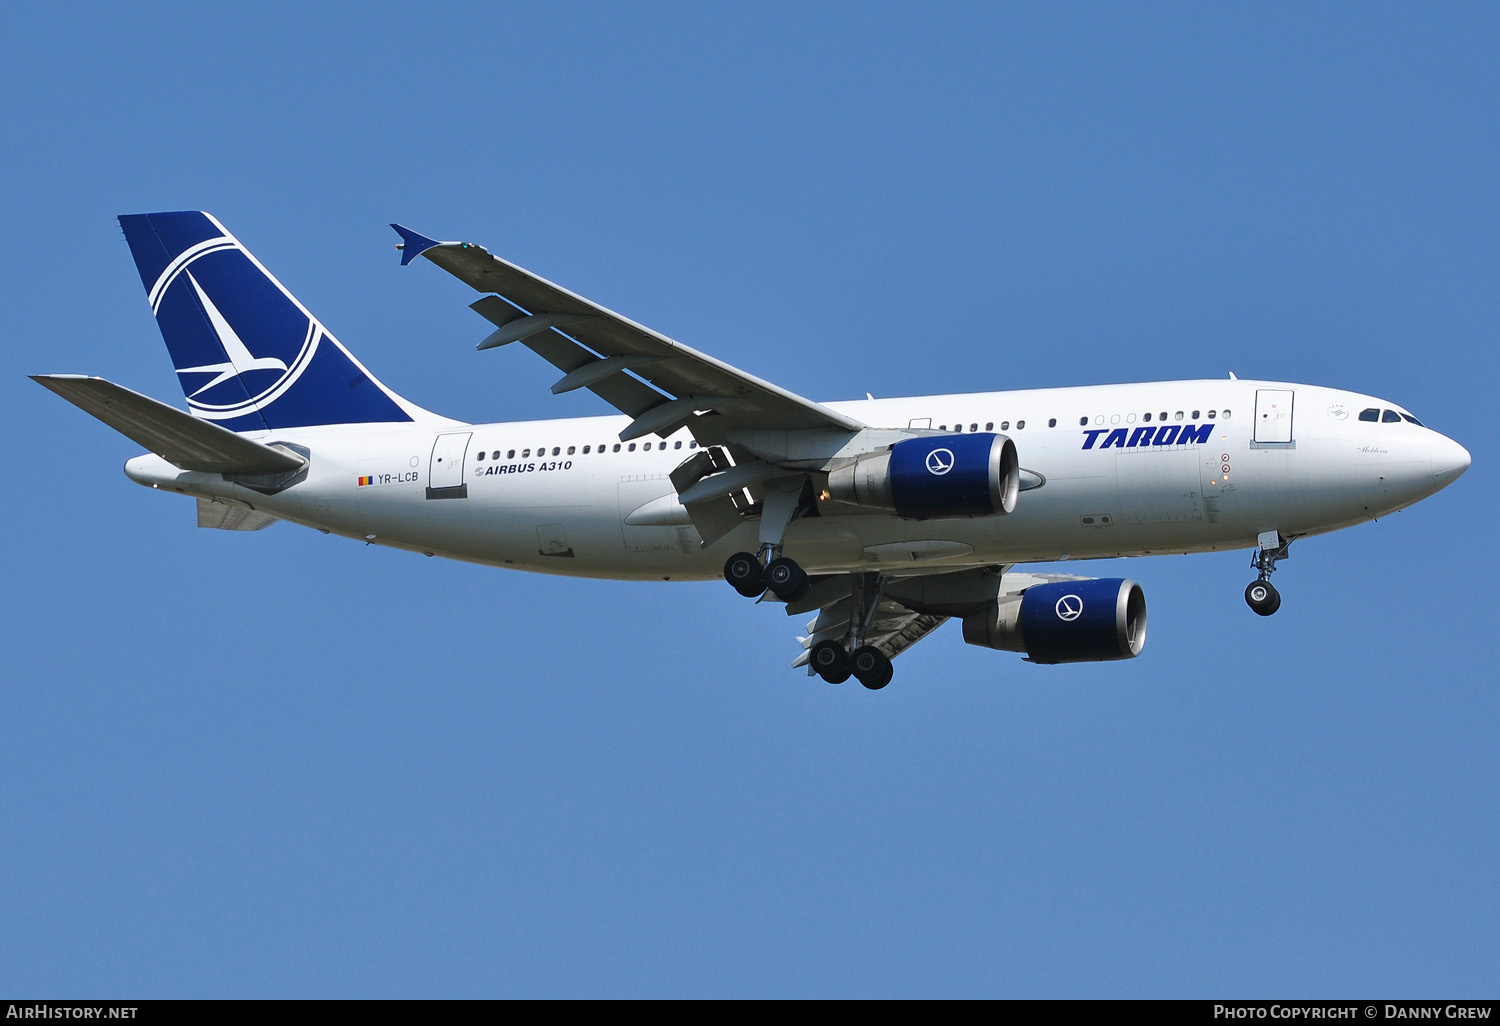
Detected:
left=391, top=225, right=866, bottom=442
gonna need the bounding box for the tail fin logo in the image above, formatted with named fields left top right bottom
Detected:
left=150, top=233, right=321, bottom=420
left=174, top=271, right=289, bottom=396
left=120, top=211, right=419, bottom=430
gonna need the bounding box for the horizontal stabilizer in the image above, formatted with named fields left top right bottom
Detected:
left=32, top=375, right=306, bottom=475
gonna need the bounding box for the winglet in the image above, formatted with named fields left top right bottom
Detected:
left=390, top=224, right=444, bottom=266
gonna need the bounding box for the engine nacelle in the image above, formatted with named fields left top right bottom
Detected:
left=962, top=578, right=1147, bottom=664
left=826, top=433, right=1019, bottom=519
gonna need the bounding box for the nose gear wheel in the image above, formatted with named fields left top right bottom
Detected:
left=1244, top=533, right=1291, bottom=616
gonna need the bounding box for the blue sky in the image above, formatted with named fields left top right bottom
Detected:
left=2, top=3, right=1495, bottom=998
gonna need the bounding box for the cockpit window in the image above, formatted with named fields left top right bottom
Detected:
left=1358, top=409, right=1379, bottom=422
left=1401, top=414, right=1424, bottom=426
left=1382, top=410, right=1401, bottom=423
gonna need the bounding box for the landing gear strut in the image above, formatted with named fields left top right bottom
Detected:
left=807, top=572, right=895, bottom=689
left=721, top=477, right=813, bottom=602
left=1245, top=531, right=1290, bottom=616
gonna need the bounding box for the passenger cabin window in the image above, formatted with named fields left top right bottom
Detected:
left=613, top=443, right=621, bottom=452
left=1017, top=420, right=1026, bottom=429
left=674, top=440, right=683, bottom=449
left=1048, top=418, right=1056, bottom=427
left=1143, top=413, right=1152, bottom=422
left=582, top=446, right=590, bottom=454
left=628, top=443, right=636, bottom=451
left=1000, top=421, right=1009, bottom=431
left=522, top=448, right=531, bottom=457
left=1207, top=411, right=1216, bottom=420
left=1079, top=417, right=1089, bottom=426
left=1192, top=410, right=1200, bottom=419
left=567, top=446, right=576, bottom=455
left=1359, top=409, right=1379, bottom=422
left=507, top=450, right=515, bottom=459
left=477, top=451, right=485, bottom=460
left=986, top=422, right=994, bottom=431
left=1382, top=410, right=1401, bottom=423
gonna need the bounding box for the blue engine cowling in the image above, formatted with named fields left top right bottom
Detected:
left=826, top=433, right=1019, bottom=519
left=961, top=578, right=1147, bottom=663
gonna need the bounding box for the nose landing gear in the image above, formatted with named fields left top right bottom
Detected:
left=1245, top=531, right=1290, bottom=616
left=1245, top=579, right=1281, bottom=616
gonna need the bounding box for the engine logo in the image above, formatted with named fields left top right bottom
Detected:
left=925, top=448, right=955, bottom=476
left=1055, top=594, right=1083, bottom=621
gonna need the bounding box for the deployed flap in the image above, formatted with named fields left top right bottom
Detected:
left=32, top=375, right=306, bottom=475
left=391, top=226, right=866, bottom=437
left=197, top=497, right=278, bottom=531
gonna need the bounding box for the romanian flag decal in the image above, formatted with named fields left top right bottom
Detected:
left=357, top=476, right=373, bottom=486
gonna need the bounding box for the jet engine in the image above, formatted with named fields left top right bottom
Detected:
left=826, top=433, right=1019, bottom=519
left=962, top=578, right=1146, bottom=663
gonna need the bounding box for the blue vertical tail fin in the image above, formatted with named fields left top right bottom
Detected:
left=118, top=211, right=428, bottom=431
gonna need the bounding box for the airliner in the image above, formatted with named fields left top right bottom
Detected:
left=34, top=211, right=1471, bottom=689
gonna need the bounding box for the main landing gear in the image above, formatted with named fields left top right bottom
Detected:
left=723, top=476, right=895, bottom=689
left=1245, top=531, right=1290, bottom=616
left=808, top=639, right=893, bottom=689
left=808, top=572, right=895, bottom=690
left=723, top=549, right=809, bottom=601
left=722, top=477, right=814, bottom=601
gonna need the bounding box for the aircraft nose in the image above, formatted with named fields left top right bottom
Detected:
left=1431, top=434, right=1471, bottom=491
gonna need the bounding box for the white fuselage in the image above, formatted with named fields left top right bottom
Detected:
left=122, top=378, right=1469, bottom=580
